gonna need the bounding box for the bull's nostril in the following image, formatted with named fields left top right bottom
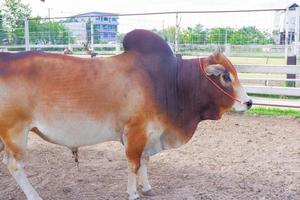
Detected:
left=246, top=99, right=253, bottom=109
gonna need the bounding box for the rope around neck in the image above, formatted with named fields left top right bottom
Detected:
left=198, top=58, right=244, bottom=104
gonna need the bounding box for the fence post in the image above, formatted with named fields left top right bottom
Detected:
left=225, top=45, right=231, bottom=56
left=174, top=12, right=179, bottom=53
left=284, top=7, right=289, bottom=60
left=115, top=43, right=120, bottom=55
left=294, top=7, right=300, bottom=58
left=295, top=7, right=300, bottom=87
left=67, top=30, right=72, bottom=51
left=24, top=18, right=30, bottom=51
left=90, top=17, right=94, bottom=51
left=286, top=56, right=296, bottom=87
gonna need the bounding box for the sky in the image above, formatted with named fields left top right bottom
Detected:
left=1, top=0, right=299, bottom=32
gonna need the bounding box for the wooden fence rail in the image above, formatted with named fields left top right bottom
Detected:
left=235, top=64, right=300, bottom=108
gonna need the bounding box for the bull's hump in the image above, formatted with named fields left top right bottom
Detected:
left=123, top=29, right=173, bottom=56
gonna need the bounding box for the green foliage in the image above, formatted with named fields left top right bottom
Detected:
left=0, top=1, right=276, bottom=47
left=2, top=0, right=31, bottom=30
left=1, top=0, right=31, bottom=44
left=207, top=27, right=233, bottom=44
left=246, top=107, right=300, bottom=118
left=117, top=32, right=125, bottom=43
left=157, top=26, right=176, bottom=43
left=0, top=0, right=73, bottom=45
left=285, top=80, right=296, bottom=88
left=228, top=26, right=273, bottom=45
left=156, top=24, right=274, bottom=45
left=29, top=17, right=74, bottom=45
left=180, top=24, right=207, bottom=44
left=0, top=10, right=7, bottom=45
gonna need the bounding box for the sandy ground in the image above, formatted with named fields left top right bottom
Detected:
left=0, top=113, right=300, bottom=200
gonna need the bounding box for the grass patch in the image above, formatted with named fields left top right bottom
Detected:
left=246, top=107, right=300, bottom=118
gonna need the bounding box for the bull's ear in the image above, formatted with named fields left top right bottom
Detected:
left=205, top=64, right=225, bottom=76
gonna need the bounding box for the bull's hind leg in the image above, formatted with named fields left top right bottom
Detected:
left=1, top=123, right=42, bottom=200
left=138, top=156, right=154, bottom=196
left=124, top=119, right=147, bottom=200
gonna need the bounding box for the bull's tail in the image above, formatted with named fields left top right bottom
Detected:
left=0, top=139, right=3, bottom=152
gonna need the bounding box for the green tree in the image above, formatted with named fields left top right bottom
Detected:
left=0, top=10, right=3, bottom=30
left=0, top=0, right=73, bottom=46
left=158, top=26, right=176, bottom=43
left=0, top=10, right=7, bottom=45
left=117, top=32, right=125, bottom=43
left=29, top=17, right=75, bottom=45
left=1, top=0, right=31, bottom=44
left=180, top=24, right=207, bottom=44
left=207, top=27, right=233, bottom=44
left=153, top=24, right=273, bottom=45
left=228, top=26, right=273, bottom=45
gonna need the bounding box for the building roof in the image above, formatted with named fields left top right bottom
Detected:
left=71, top=12, right=119, bottom=18
left=289, top=3, right=299, bottom=10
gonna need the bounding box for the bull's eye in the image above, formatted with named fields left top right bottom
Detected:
left=222, top=72, right=231, bottom=82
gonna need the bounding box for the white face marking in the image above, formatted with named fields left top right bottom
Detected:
left=232, top=85, right=251, bottom=112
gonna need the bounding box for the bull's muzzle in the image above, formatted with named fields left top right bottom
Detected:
left=245, top=99, right=253, bottom=109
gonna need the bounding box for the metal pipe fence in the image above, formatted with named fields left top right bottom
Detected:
left=0, top=8, right=295, bottom=57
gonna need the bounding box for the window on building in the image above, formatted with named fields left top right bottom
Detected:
left=110, top=33, right=116, bottom=39
left=104, top=17, right=108, bottom=21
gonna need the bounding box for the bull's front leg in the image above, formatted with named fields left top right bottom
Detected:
left=1, top=124, right=42, bottom=200
left=126, top=162, right=140, bottom=200
left=124, top=120, right=147, bottom=200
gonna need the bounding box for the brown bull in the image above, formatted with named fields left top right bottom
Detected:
left=0, top=29, right=252, bottom=200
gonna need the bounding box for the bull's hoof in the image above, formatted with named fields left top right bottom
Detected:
left=142, top=189, right=155, bottom=196
left=128, top=193, right=142, bottom=200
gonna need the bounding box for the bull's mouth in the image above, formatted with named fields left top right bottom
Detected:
left=232, top=99, right=253, bottom=113
left=232, top=107, right=248, bottom=113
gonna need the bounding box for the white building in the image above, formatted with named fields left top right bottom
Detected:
left=64, top=21, right=87, bottom=44
left=273, top=3, right=299, bottom=44
left=64, top=12, right=119, bottom=44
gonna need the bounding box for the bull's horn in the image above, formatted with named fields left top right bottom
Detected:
left=214, top=46, right=224, bottom=55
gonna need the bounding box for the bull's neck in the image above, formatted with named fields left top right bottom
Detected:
left=168, top=58, right=222, bottom=141
left=167, top=58, right=203, bottom=140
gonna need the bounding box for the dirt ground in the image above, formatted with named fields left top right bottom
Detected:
left=0, top=113, right=300, bottom=200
